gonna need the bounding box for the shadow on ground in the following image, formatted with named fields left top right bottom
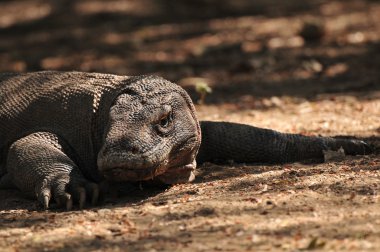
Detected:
left=0, top=0, right=379, bottom=103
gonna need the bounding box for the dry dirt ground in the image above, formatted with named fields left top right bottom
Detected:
left=1, top=0, right=380, bottom=251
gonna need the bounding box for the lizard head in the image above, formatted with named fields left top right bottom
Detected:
left=97, top=76, right=201, bottom=184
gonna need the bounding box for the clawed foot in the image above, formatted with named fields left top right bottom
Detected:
left=35, top=174, right=100, bottom=210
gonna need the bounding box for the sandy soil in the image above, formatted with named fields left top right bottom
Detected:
left=0, top=0, right=380, bottom=251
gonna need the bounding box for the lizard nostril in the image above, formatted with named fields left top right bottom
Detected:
left=130, top=146, right=139, bottom=154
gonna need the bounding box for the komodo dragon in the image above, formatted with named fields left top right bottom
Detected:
left=0, top=71, right=371, bottom=210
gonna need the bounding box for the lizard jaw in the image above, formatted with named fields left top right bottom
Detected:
left=153, top=159, right=197, bottom=184
left=100, top=160, right=197, bottom=183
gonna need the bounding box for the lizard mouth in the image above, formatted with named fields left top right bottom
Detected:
left=98, top=135, right=199, bottom=182
left=153, top=159, right=197, bottom=184
left=101, top=166, right=159, bottom=181
left=101, top=161, right=196, bottom=182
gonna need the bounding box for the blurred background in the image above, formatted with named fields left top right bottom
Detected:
left=0, top=0, right=379, bottom=130
left=1, top=3, right=380, bottom=250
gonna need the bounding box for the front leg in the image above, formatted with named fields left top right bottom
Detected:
left=5, top=132, right=99, bottom=210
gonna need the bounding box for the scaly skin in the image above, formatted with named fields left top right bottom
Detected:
left=0, top=71, right=372, bottom=210
left=198, top=121, right=371, bottom=164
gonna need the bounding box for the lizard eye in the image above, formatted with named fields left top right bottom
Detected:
left=159, top=112, right=172, bottom=128
left=154, top=105, right=174, bottom=136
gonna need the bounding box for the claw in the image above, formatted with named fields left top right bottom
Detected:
left=41, top=174, right=101, bottom=210
left=66, top=197, right=73, bottom=211
left=43, top=195, right=50, bottom=210
left=56, top=192, right=72, bottom=210
left=35, top=179, right=51, bottom=210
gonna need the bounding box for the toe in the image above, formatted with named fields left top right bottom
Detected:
left=35, top=179, right=51, bottom=210
left=52, top=176, right=73, bottom=210
left=55, top=192, right=72, bottom=211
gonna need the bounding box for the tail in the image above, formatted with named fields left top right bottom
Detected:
left=197, top=121, right=372, bottom=164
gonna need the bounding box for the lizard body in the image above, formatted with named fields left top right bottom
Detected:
left=0, top=71, right=370, bottom=209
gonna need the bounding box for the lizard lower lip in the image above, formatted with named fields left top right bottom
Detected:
left=102, top=166, right=158, bottom=181
left=160, top=160, right=197, bottom=176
